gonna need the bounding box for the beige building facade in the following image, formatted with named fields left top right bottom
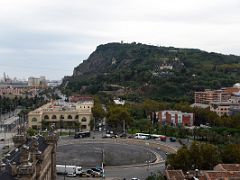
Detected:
left=28, top=100, right=93, bottom=131
left=210, top=102, right=233, bottom=117
left=0, top=132, right=58, bottom=180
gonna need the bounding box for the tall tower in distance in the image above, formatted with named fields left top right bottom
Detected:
left=3, top=72, right=6, bottom=82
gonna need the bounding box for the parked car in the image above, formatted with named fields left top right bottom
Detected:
left=91, top=167, right=103, bottom=174
left=102, top=134, right=118, bottom=138
left=79, top=171, right=91, bottom=177
left=170, top=137, right=176, bottom=142
left=86, top=169, right=101, bottom=177
left=74, top=131, right=91, bottom=139
left=128, top=135, right=135, bottom=139
left=119, top=133, right=128, bottom=138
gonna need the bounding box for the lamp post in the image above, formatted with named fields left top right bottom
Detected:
left=64, top=162, right=66, bottom=180
left=227, top=134, right=231, bottom=144
left=123, top=119, right=126, bottom=134
left=0, top=108, right=2, bottom=133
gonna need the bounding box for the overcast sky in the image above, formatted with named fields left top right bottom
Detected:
left=0, top=0, right=239, bottom=80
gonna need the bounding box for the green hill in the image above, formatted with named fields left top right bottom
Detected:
left=62, top=42, right=240, bottom=102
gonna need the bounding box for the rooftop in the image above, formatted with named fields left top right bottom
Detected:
left=0, top=135, right=50, bottom=179
left=215, top=164, right=240, bottom=171
left=165, top=170, right=185, bottom=180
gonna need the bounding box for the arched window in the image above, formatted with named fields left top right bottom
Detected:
left=44, top=115, right=49, bottom=120
left=52, top=115, right=57, bottom=119
left=68, top=115, right=72, bottom=119
left=32, top=118, right=37, bottom=122
left=60, top=115, right=64, bottom=119
left=81, top=117, right=87, bottom=122
left=75, top=115, right=79, bottom=120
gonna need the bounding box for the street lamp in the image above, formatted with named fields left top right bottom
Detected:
left=227, top=134, right=231, bottom=144
left=64, top=162, right=66, bottom=180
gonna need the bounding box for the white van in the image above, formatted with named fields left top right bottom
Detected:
left=56, top=165, right=82, bottom=176
left=134, top=133, right=149, bottom=140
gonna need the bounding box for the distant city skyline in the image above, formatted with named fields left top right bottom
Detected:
left=0, top=0, right=240, bottom=80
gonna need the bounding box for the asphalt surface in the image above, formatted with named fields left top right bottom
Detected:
left=56, top=132, right=181, bottom=180
left=57, top=143, right=156, bottom=167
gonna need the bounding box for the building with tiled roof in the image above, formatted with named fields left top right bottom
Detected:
left=204, top=171, right=240, bottom=180
left=0, top=132, right=58, bottom=180
left=165, top=164, right=240, bottom=180
left=165, top=170, right=185, bottom=180
left=214, top=164, right=240, bottom=172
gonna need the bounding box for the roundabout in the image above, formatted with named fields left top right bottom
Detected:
left=56, top=135, right=178, bottom=179
left=57, top=142, right=157, bottom=167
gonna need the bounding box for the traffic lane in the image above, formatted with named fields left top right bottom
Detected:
left=56, top=164, right=165, bottom=180
left=105, top=163, right=165, bottom=179
left=59, top=134, right=181, bottom=150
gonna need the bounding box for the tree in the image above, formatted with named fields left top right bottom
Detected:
left=222, top=144, right=240, bottom=163
left=167, top=142, right=221, bottom=171
left=189, top=142, right=203, bottom=169
left=107, top=105, right=133, bottom=132
left=167, top=146, right=191, bottom=171
left=74, top=121, right=81, bottom=132
left=92, top=97, right=106, bottom=122
left=142, top=99, right=167, bottom=113
left=200, top=143, right=221, bottom=169
left=27, top=128, right=37, bottom=136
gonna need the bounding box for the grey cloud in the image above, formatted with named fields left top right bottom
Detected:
left=0, top=0, right=239, bottom=79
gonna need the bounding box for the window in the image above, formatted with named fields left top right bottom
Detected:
left=81, top=125, right=87, bottom=129
left=32, top=125, right=38, bottom=130
left=75, top=115, right=79, bottom=120
left=44, top=115, right=49, bottom=120
left=60, top=115, right=64, bottom=119
left=68, top=115, right=73, bottom=119
left=32, top=118, right=37, bottom=122
left=82, top=117, right=87, bottom=122
left=52, top=115, right=57, bottom=119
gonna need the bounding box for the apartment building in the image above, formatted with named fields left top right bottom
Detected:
left=209, top=102, right=233, bottom=116
left=193, top=84, right=240, bottom=116
left=194, top=89, right=230, bottom=105
left=157, top=110, right=194, bottom=127
left=28, top=76, right=47, bottom=88
left=0, top=87, right=26, bottom=96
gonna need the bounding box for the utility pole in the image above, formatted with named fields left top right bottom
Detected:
left=102, top=149, right=105, bottom=179
left=64, top=162, right=66, bottom=180
left=123, top=120, right=126, bottom=134
left=0, top=108, right=2, bottom=134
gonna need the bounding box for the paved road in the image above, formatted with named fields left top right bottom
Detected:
left=57, top=164, right=165, bottom=180
left=56, top=133, right=181, bottom=180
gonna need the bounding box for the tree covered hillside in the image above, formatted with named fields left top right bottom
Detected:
left=62, top=42, right=240, bottom=102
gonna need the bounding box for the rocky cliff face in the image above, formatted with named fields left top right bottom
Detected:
left=73, top=43, right=125, bottom=76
